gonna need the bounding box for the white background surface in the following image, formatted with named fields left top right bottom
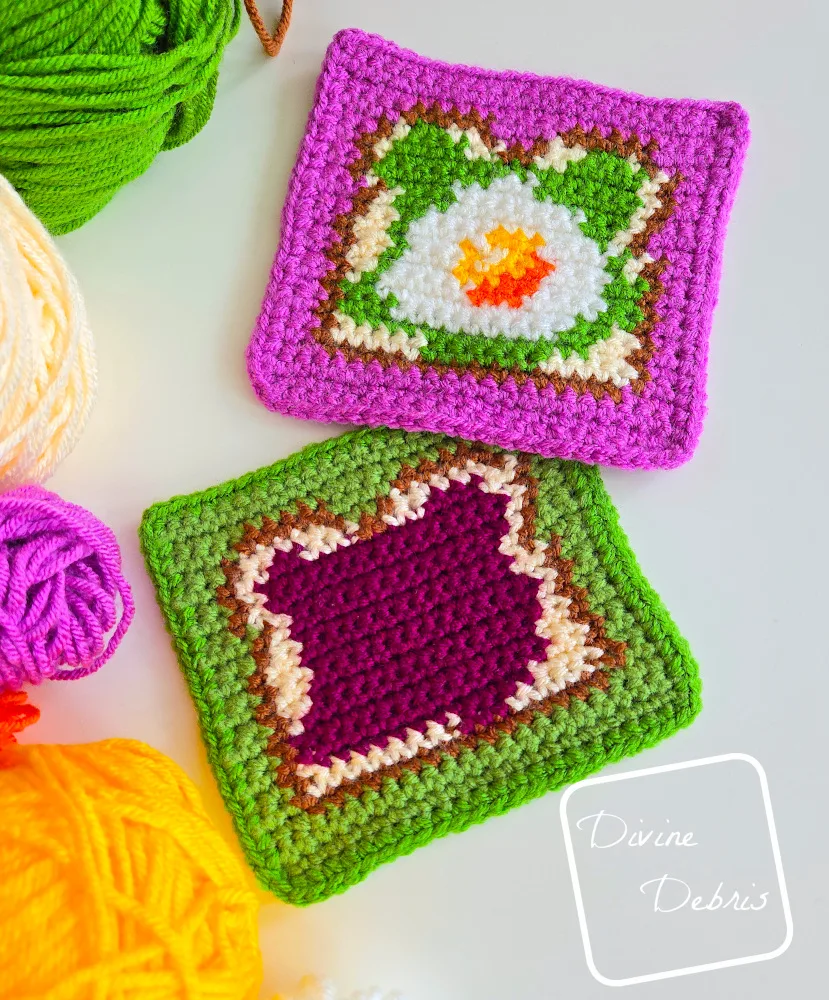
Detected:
left=30, top=1, right=828, bottom=996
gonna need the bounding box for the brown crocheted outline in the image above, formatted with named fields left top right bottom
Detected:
left=312, top=104, right=680, bottom=402
left=217, top=443, right=626, bottom=814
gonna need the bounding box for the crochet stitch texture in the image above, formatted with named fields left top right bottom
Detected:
left=141, top=428, right=701, bottom=904
left=247, top=30, right=749, bottom=469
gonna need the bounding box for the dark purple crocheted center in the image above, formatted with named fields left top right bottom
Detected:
left=255, top=479, right=546, bottom=766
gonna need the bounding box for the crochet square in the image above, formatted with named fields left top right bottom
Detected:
left=247, top=29, right=749, bottom=469
left=140, top=428, right=701, bottom=904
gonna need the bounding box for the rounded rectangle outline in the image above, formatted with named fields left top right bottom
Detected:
left=559, top=753, right=794, bottom=987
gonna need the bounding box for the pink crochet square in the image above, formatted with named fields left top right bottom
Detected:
left=247, top=29, right=749, bottom=468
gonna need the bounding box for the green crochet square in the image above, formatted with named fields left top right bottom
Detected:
left=139, top=428, right=700, bottom=905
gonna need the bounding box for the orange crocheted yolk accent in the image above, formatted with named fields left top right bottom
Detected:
left=0, top=691, right=39, bottom=750
left=453, top=225, right=555, bottom=308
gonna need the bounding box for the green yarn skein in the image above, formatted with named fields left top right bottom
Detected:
left=0, top=0, right=241, bottom=234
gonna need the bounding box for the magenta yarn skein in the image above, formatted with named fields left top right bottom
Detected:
left=0, top=486, right=134, bottom=691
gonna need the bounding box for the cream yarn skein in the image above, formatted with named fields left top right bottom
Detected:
left=0, top=174, right=96, bottom=489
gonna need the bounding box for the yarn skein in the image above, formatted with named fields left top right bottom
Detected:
left=0, top=174, right=96, bottom=490
left=0, top=736, right=264, bottom=999
left=0, top=486, right=134, bottom=691
left=0, top=0, right=241, bottom=234
left=0, top=697, right=401, bottom=999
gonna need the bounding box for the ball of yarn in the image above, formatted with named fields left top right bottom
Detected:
left=0, top=173, right=96, bottom=489
left=0, top=737, right=264, bottom=999
left=0, top=486, right=134, bottom=691
left=0, top=0, right=241, bottom=234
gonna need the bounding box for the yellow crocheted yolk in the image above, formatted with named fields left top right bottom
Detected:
left=453, top=225, right=542, bottom=285
left=452, top=225, right=555, bottom=308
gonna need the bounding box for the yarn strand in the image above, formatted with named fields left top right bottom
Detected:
left=244, top=0, right=293, bottom=57
left=0, top=691, right=39, bottom=748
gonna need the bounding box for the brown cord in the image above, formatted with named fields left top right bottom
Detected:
left=244, top=0, right=293, bottom=57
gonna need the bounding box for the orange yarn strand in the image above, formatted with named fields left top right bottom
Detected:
left=244, top=0, right=293, bottom=57
left=0, top=691, right=39, bottom=749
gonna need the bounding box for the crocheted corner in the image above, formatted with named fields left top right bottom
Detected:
left=246, top=29, right=749, bottom=469
left=140, top=428, right=701, bottom=905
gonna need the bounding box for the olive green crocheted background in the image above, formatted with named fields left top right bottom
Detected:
left=140, top=428, right=701, bottom=905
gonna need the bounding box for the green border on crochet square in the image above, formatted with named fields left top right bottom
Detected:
left=139, top=428, right=701, bottom=905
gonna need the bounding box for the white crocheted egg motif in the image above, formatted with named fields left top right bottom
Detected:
left=376, top=173, right=611, bottom=341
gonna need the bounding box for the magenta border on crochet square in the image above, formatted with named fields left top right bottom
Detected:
left=246, top=29, right=749, bottom=469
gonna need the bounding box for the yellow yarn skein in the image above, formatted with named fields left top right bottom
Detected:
left=0, top=174, right=96, bottom=490
left=0, top=739, right=263, bottom=1000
